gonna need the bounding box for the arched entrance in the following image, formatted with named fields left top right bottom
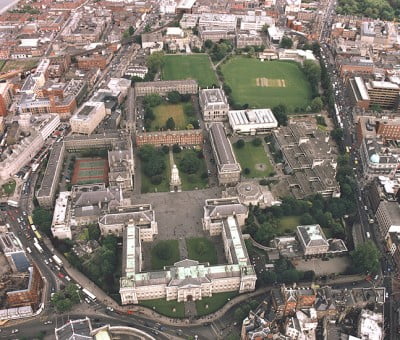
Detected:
left=186, top=295, right=193, bottom=302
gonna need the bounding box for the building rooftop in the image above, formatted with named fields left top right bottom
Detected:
left=55, top=317, right=93, bottom=340
left=297, top=224, right=329, bottom=248
left=209, top=122, right=240, bottom=170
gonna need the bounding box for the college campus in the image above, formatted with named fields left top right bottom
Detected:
left=0, top=0, right=399, bottom=339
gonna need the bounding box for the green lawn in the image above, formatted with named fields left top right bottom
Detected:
left=173, top=149, right=208, bottom=190
left=151, top=240, right=180, bottom=270
left=186, top=237, right=217, bottom=265
left=162, top=54, right=218, bottom=88
left=151, top=103, right=193, bottom=131
left=195, top=292, right=238, bottom=316
left=221, top=57, right=312, bottom=110
left=2, top=59, right=38, bottom=73
left=233, top=142, right=274, bottom=178
left=277, top=216, right=301, bottom=234
left=141, top=152, right=171, bottom=193
left=2, top=180, right=16, bottom=195
left=139, top=298, right=185, bottom=318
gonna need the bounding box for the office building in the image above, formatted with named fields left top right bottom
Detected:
left=228, top=109, right=278, bottom=135
left=70, top=101, right=106, bottom=135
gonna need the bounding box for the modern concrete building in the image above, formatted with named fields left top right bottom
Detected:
left=135, top=80, right=198, bottom=96
left=208, top=122, right=241, bottom=185
left=228, top=109, right=278, bottom=135
left=51, top=192, right=72, bottom=240
left=70, top=101, right=107, bottom=135
left=199, top=88, right=229, bottom=122
left=296, top=224, right=330, bottom=256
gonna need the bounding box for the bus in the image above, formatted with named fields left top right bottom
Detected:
left=7, top=200, right=19, bottom=208
left=34, top=242, right=44, bottom=253
left=31, top=163, right=39, bottom=173
left=31, top=224, right=37, bottom=232
left=34, top=230, right=42, bottom=240
left=27, top=216, right=33, bottom=225
left=52, top=255, right=63, bottom=267
left=82, top=288, right=96, bottom=301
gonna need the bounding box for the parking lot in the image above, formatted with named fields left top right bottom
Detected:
left=293, top=256, right=351, bottom=275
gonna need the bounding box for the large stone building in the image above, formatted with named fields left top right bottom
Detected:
left=296, top=225, right=330, bottom=256
left=199, top=88, right=229, bottom=122
left=119, top=198, right=256, bottom=304
left=135, top=80, right=198, bottom=96
left=108, top=138, right=135, bottom=190
left=208, top=122, right=241, bottom=185
left=0, top=82, right=13, bottom=116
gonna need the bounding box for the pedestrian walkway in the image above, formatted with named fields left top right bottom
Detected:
left=184, top=301, right=197, bottom=317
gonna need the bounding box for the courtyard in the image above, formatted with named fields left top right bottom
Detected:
left=150, top=103, right=193, bottom=131
left=71, top=157, right=109, bottom=185
left=293, top=256, right=350, bottom=276
left=233, top=141, right=274, bottom=178
left=221, top=57, right=312, bottom=110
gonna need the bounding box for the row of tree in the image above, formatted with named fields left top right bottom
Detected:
left=204, top=39, right=234, bottom=62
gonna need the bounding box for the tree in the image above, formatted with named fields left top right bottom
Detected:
left=143, top=94, right=163, bottom=107
left=247, top=46, right=255, bottom=57
left=370, top=104, right=382, bottom=113
left=128, top=25, right=135, bottom=36
left=351, top=241, right=380, bottom=274
left=300, top=213, right=315, bottom=225
left=165, top=117, right=176, bottom=130
left=143, top=154, right=166, bottom=176
left=131, top=75, right=143, bottom=83
left=235, top=139, right=245, bottom=148
left=204, top=39, right=213, bottom=49
left=88, top=225, right=100, bottom=241
left=252, top=138, right=262, bottom=147
left=331, top=128, right=344, bottom=143
left=139, top=144, right=157, bottom=161
left=184, top=104, right=194, bottom=116
left=51, top=284, right=80, bottom=313
left=172, top=144, right=181, bottom=153
left=260, top=270, right=277, bottom=285
left=179, top=150, right=200, bottom=174
left=146, top=52, right=165, bottom=73
left=32, top=207, right=52, bottom=236
left=280, top=269, right=300, bottom=284
left=167, top=91, right=181, bottom=104
left=310, top=97, right=323, bottom=112
left=272, top=104, right=288, bottom=126
left=243, top=168, right=251, bottom=175
left=280, top=36, right=293, bottom=49
left=150, top=175, right=163, bottom=185
left=261, top=24, right=269, bottom=34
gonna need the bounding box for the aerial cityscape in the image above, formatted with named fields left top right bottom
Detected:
left=0, top=0, right=399, bottom=339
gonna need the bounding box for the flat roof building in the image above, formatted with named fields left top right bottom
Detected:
left=228, top=108, right=278, bottom=135
left=208, top=123, right=241, bottom=185
left=70, top=101, right=106, bottom=135
left=135, top=80, right=198, bottom=96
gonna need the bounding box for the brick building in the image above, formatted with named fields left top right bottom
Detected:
left=6, top=264, right=44, bottom=308
left=135, top=129, right=203, bottom=147
left=77, top=54, right=112, bottom=70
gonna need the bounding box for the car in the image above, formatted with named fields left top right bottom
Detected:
left=49, top=258, right=53, bottom=263
left=44, top=320, right=53, bottom=325
left=11, top=329, right=19, bottom=334
left=44, top=259, right=49, bottom=265
left=65, top=275, right=71, bottom=281
left=85, top=298, right=91, bottom=304
left=106, top=306, right=114, bottom=311
left=57, top=272, right=65, bottom=279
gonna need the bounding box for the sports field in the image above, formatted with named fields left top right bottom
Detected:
left=72, top=157, right=109, bottom=185
left=221, top=57, right=312, bottom=109
left=162, top=54, right=218, bottom=88
left=151, top=103, right=191, bottom=131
